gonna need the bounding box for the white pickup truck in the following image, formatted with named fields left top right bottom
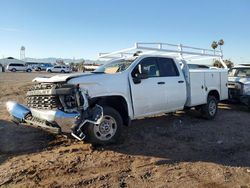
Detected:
left=6, top=42, right=228, bottom=145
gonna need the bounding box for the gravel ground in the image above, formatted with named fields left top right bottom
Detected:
left=0, top=72, right=250, bottom=188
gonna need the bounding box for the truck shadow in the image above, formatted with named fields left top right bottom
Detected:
left=0, top=119, right=55, bottom=164
left=105, top=106, right=250, bottom=168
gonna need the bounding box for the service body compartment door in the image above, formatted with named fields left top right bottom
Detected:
left=220, top=71, right=228, bottom=100
left=186, top=71, right=206, bottom=106
left=205, top=72, right=220, bottom=93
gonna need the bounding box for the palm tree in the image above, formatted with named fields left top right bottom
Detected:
left=218, top=39, right=224, bottom=51
left=211, top=41, right=218, bottom=49
left=211, top=41, right=218, bottom=55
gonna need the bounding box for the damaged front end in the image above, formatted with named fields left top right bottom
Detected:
left=6, top=82, right=103, bottom=140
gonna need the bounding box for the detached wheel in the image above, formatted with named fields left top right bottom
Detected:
left=201, top=96, right=218, bottom=120
left=84, top=106, right=123, bottom=145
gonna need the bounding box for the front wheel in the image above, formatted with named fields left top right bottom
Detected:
left=201, top=96, right=218, bottom=120
left=84, top=106, right=123, bottom=145
left=47, top=69, right=52, bottom=73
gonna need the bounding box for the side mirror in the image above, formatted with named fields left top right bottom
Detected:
left=137, top=73, right=148, bottom=79
left=133, top=73, right=148, bottom=84
left=132, top=64, right=149, bottom=84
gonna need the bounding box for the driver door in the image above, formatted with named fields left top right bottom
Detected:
left=129, top=57, right=168, bottom=118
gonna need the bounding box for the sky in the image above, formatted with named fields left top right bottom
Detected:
left=0, top=0, right=249, bottom=63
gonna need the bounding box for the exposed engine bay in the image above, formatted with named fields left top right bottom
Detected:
left=27, top=83, right=84, bottom=111
left=6, top=82, right=103, bottom=140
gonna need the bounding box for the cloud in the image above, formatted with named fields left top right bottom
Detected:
left=0, top=27, right=23, bottom=32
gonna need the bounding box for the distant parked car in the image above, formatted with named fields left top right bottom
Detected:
left=7, top=63, right=32, bottom=72
left=46, top=65, right=71, bottom=73
left=228, top=66, right=250, bottom=109
left=35, top=63, right=53, bottom=71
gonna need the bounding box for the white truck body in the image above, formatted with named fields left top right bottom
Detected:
left=6, top=42, right=229, bottom=144
left=32, top=54, right=228, bottom=120
left=186, top=69, right=228, bottom=107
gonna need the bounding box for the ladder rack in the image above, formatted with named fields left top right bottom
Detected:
left=98, top=42, right=223, bottom=62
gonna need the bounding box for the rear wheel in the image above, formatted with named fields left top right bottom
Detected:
left=26, top=69, right=32, bottom=72
left=201, top=96, right=218, bottom=119
left=84, top=106, right=123, bottom=145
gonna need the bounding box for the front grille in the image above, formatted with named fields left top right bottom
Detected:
left=26, top=83, right=80, bottom=110
left=27, top=95, right=60, bottom=110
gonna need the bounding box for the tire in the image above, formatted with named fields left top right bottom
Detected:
left=61, top=70, right=65, bottom=73
left=201, top=96, right=218, bottom=120
left=37, top=68, right=41, bottom=71
left=26, top=69, right=32, bottom=72
left=11, top=68, right=16, bottom=72
left=48, top=69, right=52, bottom=73
left=84, top=106, right=123, bottom=145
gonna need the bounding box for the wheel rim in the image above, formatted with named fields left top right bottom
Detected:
left=93, top=115, right=117, bottom=141
left=209, top=100, right=217, bottom=116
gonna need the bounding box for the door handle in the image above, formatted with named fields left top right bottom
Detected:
left=157, top=82, right=165, bottom=85
left=178, top=80, right=184, bottom=83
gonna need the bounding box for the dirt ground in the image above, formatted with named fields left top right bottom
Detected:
left=0, top=72, right=250, bottom=188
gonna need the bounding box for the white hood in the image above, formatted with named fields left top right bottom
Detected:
left=32, top=73, right=93, bottom=83
left=32, top=72, right=129, bottom=99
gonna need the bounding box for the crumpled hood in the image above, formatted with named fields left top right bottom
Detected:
left=228, top=76, right=250, bottom=85
left=32, top=73, right=93, bottom=83
left=32, top=72, right=128, bottom=99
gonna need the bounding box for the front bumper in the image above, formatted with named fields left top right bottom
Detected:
left=6, top=101, right=80, bottom=134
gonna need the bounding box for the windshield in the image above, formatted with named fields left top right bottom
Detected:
left=93, top=59, right=134, bottom=74
left=228, top=68, right=250, bottom=77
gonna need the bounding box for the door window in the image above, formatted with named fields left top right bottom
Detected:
left=132, top=57, right=160, bottom=78
left=157, top=58, right=179, bottom=77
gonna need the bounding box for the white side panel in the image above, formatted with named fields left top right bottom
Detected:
left=205, top=72, right=220, bottom=94
left=220, top=71, right=228, bottom=100
left=164, top=77, right=186, bottom=112
left=186, top=72, right=206, bottom=106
